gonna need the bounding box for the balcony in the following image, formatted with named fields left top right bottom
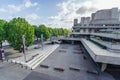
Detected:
left=71, top=32, right=120, bottom=39
left=73, top=25, right=120, bottom=29
left=91, top=33, right=120, bottom=39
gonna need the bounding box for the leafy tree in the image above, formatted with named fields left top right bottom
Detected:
left=7, top=17, right=34, bottom=50
left=47, top=27, right=70, bottom=36
left=39, top=25, right=50, bottom=39
left=47, top=27, right=53, bottom=34
left=0, top=19, right=7, bottom=48
left=32, top=25, right=39, bottom=41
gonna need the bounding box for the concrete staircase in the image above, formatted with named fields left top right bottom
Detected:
left=10, top=44, right=59, bottom=70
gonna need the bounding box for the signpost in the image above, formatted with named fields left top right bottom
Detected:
left=22, top=35, right=26, bottom=62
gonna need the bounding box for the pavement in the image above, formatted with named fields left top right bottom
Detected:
left=0, top=44, right=116, bottom=80
left=31, top=44, right=115, bottom=80
left=0, top=61, right=31, bottom=80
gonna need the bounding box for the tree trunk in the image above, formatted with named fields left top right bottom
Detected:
left=0, top=42, right=2, bottom=48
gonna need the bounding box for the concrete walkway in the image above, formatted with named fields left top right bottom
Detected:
left=31, top=44, right=115, bottom=80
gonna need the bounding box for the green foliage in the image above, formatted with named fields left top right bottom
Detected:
left=0, top=19, right=7, bottom=42
left=33, top=25, right=50, bottom=39
left=7, top=17, right=34, bottom=50
left=39, top=25, right=50, bottom=39
left=0, top=27, right=4, bottom=42
left=0, top=17, right=71, bottom=50
left=34, top=25, right=71, bottom=40
left=48, top=27, right=71, bottom=36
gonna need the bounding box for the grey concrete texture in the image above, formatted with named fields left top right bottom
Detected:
left=0, top=61, right=31, bottom=80
left=33, top=44, right=115, bottom=80
left=0, top=44, right=116, bottom=80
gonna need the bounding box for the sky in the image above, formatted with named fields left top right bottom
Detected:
left=0, top=0, right=120, bottom=29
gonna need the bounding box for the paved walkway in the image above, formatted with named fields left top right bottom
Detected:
left=29, top=44, right=114, bottom=80
left=0, top=44, right=116, bottom=80
left=0, top=61, right=31, bottom=80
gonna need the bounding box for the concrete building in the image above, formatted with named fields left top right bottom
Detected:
left=61, top=8, right=120, bottom=71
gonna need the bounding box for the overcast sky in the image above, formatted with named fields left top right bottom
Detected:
left=0, top=0, right=120, bottom=29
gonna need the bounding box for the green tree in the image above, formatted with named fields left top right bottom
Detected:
left=47, top=27, right=53, bottom=34
left=7, top=17, right=34, bottom=50
left=0, top=19, right=7, bottom=48
left=39, top=25, right=50, bottom=39
left=32, top=25, right=39, bottom=41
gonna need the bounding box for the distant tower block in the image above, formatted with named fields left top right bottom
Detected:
left=74, top=19, right=78, bottom=26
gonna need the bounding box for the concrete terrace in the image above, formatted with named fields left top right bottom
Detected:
left=0, top=44, right=115, bottom=80
left=24, top=44, right=115, bottom=80
left=81, top=39, right=120, bottom=65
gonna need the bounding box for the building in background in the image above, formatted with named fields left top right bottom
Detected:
left=61, top=8, right=120, bottom=71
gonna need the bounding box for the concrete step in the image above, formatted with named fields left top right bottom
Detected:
left=27, top=47, right=53, bottom=69
left=30, top=45, right=59, bottom=69
left=26, top=46, right=52, bottom=65
left=10, top=45, right=51, bottom=64
left=9, top=44, right=59, bottom=70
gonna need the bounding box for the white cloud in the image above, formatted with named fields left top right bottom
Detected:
left=48, top=0, right=120, bottom=28
left=8, top=16, right=14, bottom=20
left=8, top=5, right=23, bottom=12
left=26, top=13, right=40, bottom=20
left=24, top=0, right=38, bottom=8
left=1, top=0, right=39, bottom=13
left=25, top=13, right=40, bottom=24
left=0, top=8, right=7, bottom=12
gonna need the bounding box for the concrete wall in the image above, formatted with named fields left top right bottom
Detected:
left=111, top=8, right=119, bottom=20
left=74, top=19, right=78, bottom=26
left=94, top=8, right=119, bottom=20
